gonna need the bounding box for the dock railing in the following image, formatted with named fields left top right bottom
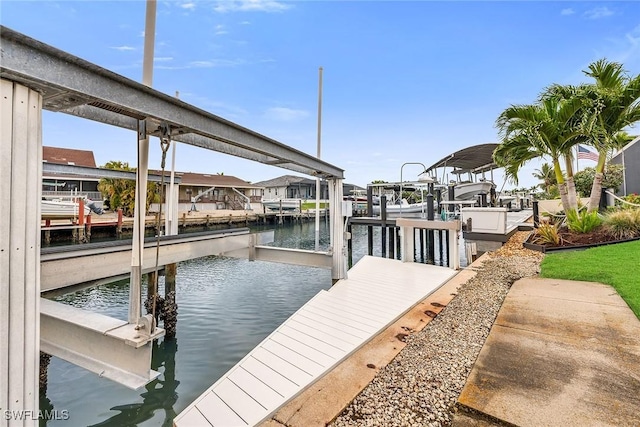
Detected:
left=396, top=218, right=461, bottom=270
left=347, top=217, right=461, bottom=270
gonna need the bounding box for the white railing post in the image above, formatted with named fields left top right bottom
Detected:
left=328, top=178, right=346, bottom=282
left=449, top=225, right=460, bottom=270
left=400, top=224, right=414, bottom=263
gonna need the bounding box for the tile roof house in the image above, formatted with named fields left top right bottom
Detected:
left=253, top=175, right=364, bottom=201
left=42, top=146, right=101, bottom=198
left=152, top=171, right=264, bottom=211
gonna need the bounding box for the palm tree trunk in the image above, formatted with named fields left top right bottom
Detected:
left=564, top=155, right=578, bottom=211
left=587, top=153, right=607, bottom=212
left=553, top=159, right=570, bottom=212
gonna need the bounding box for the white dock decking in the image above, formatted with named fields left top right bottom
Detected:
left=173, top=255, right=458, bottom=427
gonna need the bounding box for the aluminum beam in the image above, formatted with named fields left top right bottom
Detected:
left=0, top=26, right=344, bottom=180
left=40, top=299, right=164, bottom=390
left=223, top=246, right=333, bottom=269
left=40, top=230, right=275, bottom=291
left=43, top=162, right=181, bottom=183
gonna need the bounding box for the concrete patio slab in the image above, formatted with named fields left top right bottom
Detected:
left=455, top=277, right=640, bottom=427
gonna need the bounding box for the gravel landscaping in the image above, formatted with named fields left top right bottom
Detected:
left=331, top=232, right=543, bottom=427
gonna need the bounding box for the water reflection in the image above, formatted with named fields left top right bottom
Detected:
left=40, top=219, right=465, bottom=426
left=89, top=339, right=178, bottom=427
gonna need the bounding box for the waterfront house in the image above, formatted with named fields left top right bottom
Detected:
left=610, top=135, right=640, bottom=196
left=42, top=146, right=102, bottom=200
left=254, top=174, right=364, bottom=201
left=151, top=171, right=264, bottom=212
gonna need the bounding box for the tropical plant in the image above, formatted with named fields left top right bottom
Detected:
left=532, top=163, right=557, bottom=193
left=566, top=208, right=603, bottom=233
left=574, top=165, right=624, bottom=197
left=569, top=60, right=640, bottom=212
left=620, top=193, right=640, bottom=208
left=603, top=209, right=640, bottom=240
left=494, top=95, right=582, bottom=213
left=533, top=223, right=562, bottom=245
left=98, top=161, right=160, bottom=216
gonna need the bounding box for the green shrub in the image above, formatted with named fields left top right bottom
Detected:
left=619, top=193, right=640, bottom=209
left=534, top=223, right=561, bottom=245
left=566, top=209, right=603, bottom=233
left=604, top=209, right=640, bottom=240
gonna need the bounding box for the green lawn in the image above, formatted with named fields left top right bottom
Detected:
left=540, top=240, right=640, bottom=318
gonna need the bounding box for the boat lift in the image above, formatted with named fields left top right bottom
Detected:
left=1, top=25, right=346, bottom=422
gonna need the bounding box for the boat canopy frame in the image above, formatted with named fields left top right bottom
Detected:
left=0, top=25, right=344, bottom=180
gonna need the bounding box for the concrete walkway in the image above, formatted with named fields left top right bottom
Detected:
left=455, top=277, right=640, bottom=427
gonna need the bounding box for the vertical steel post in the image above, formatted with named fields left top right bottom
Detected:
left=130, top=0, right=156, bottom=325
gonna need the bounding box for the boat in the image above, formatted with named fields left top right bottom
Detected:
left=367, top=181, right=435, bottom=219
left=41, top=198, right=91, bottom=219
left=371, top=199, right=433, bottom=218
left=423, top=143, right=499, bottom=203
left=261, top=198, right=302, bottom=211
left=453, top=181, right=495, bottom=200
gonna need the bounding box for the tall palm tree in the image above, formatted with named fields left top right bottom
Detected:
left=532, top=163, right=557, bottom=193
left=573, top=60, right=640, bottom=211
left=494, top=96, right=582, bottom=213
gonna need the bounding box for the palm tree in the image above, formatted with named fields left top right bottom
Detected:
left=98, top=161, right=160, bottom=216
left=532, top=163, right=557, bottom=193
left=570, top=60, right=640, bottom=211
left=494, top=96, right=582, bottom=213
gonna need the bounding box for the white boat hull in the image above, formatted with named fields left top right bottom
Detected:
left=261, top=199, right=301, bottom=211
left=453, top=182, right=494, bottom=200
left=372, top=202, right=432, bottom=218
left=41, top=199, right=91, bottom=219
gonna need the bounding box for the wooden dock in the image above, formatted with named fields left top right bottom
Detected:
left=173, top=255, right=458, bottom=426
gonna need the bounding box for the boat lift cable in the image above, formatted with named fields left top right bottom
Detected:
left=152, top=123, right=171, bottom=329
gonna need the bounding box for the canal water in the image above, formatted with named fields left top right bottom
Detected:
left=41, top=220, right=464, bottom=426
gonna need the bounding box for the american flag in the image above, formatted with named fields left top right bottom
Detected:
left=577, top=145, right=599, bottom=162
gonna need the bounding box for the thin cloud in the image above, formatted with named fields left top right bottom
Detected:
left=560, top=8, right=574, bottom=16
left=154, top=57, right=174, bottom=62
left=265, top=107, right=309, bottom=121
left=155, top=58, right=245, bottom=70
left=180, top=2, right=196, bottom=10
left=583, top=7, right=614, bottom=20
left=215, top=24, right=228, bottom=35
left=240, top=20, right=251, bottom=25
left=213, top=0, right=291, bottom=13
left=111, top=45, right=136, bottom=51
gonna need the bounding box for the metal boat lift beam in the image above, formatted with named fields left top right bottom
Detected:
left=0, top=26, right=344, bottom=180
left=41, top=230, right=275, bottom=292
left=40, top=298, right=164, bottom=390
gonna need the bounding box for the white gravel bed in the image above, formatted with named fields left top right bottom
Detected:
left=330, top=254, right=542, bottom=427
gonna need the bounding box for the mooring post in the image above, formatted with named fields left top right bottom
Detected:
left=427, top=192, right=435, bottom=263
left=86, top=212, right=92, bottom=242
left=116, top=208, right=123, bottom=236
left=44, top=219, right=51, bottom=245
left=347, top=222, right=353, bottom=268
left=380, top=195, right=387, bottom=258
left=164, top=263, right=178, bottom=338
left=39, top=352, right=51, bottom=392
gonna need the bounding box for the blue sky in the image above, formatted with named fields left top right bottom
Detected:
left=2, top=1, right=639, bottom=189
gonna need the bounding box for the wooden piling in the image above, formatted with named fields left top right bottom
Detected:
left=39, top=351, right=51, bottom=391
left=44, top=219, right=51, bottom=245
left=163, top=263, right=178, bottom=338
left=116, top=208, right=123, bottom=236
